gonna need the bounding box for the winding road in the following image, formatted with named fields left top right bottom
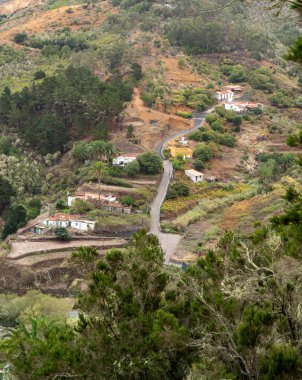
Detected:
left=150, top=111, right=209, bottom=263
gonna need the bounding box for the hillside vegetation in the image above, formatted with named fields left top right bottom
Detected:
left=0, top=0, right=301, bottom=379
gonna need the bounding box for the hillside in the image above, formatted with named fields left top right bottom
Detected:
left=0, top=0, right=300, bottom=312
left=0, top=0, right=302, bottom=379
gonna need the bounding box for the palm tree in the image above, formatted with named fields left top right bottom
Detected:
left=87, top=140, right=105, bottom=161
left=103, top=141, right=116, bottom=164
left=71, top=141, right=88, bottom=162
left=91, top=161, right=107, bottom=207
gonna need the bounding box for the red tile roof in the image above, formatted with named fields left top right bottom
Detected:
left=48, top=213, right=79, bottom=221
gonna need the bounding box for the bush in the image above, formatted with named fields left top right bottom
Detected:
left=34, top=70, right=46, bottom=80
left=166, top=183, right=189, bottom=200
left=124, top=160, right=140, bottom=177
left=70, top=199, right=93, bottom=214
left=250, top=67, right=275, bottom=93
left=176, top=111, right=193, bottom=119
left=205, top=114, right=220, bottom=125
left=218, top=133, right=236, bottom=147
left=229, top=65, right=248, bottom=83
left=211, top=121, right=224, bottom=133
left=193, top=143, right=213, bottom=161
left=1, top=205, right=27, bottom=239
left=269, top=91, right=295, bottom=108
left=136, top=152, right=163, bottom=174
left=26, top=198, right=41, bottom=220
left=14, top=32, right=28, bottom=44
left=171, top=156, right=185, bottom=171
left=286, top=134, right=298, bottom=147
left=194, top=159, right=205, bottom=170
left=232, top=116, right=243, bottom=127
left=120, top=195, right=135, bottom=206
left=56, top=199, right=66, bottom=210
left=55, top=227, right=71, bottom=241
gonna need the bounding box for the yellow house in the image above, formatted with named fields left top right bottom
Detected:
left=170, top=146, right=193, bottom=159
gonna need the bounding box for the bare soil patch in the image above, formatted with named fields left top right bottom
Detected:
left=0, top=1, right=115, bottom=45
left=116, top=88, right=191, bottom=150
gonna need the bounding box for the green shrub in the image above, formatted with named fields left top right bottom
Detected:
left=229, top=65, right=248, bottom=83
left=14, top=32, right=28, bottom=44
left=124, top=160, right=140, bottom=177
left=34, top=70, right=46, bottom=80
left=269, top=90, right=295, bottom=108
left=55, top=227, right=71, bottom=241
left=250, top=67, right=275, bottom=93
left=136, top=152, right=163, bottom=174
left=166, top=183, right=189, bottom=200
left=193, top=143, right=213, bottom=161
left=286, top=134, right=298, bottom=147
left=176, top=111, right=193, bottom=119
left=206, top=114, right=220, bottom=125
left=70, top=199, right=93, bottom=215
left=211, top=121, right=225, bottom=133
left=56, top=199, right=66, bottom=210
left=194, top=159, right=205, bottom=170
left=120, top=195, right=135, bottom=206
left=1, top=205, right=27, bottom=239
left=218, top=133, right=236, bottom=147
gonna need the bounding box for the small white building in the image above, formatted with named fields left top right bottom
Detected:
left=43, top=213, right=70, bottom=228
left=70, top=219, right=96, bottom=231
left=43, top=213, right=96, bottom=232
left=224, top=102, right=263, bottom=113
left=215, top=90, right=234, bottom=103
left=185, top=169, right=204, bottom=183
left=113, top=154, right=137, bottom=167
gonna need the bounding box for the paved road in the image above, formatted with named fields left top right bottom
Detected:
left=151, top=111, right=209, bottom=263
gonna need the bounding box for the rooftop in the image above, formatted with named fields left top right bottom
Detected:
left=185, top=169, right=204, bottom=177
left=222, top=85, right=244, bottom=91
left=48, top=213, right=78, bottom=221
left=216, top=90, right=233, bottom=95
left=116, top=153, right=138, bottom=158
left=225, top=102, right=263, bottom=109
left=70, top=218, right=96, bottom=224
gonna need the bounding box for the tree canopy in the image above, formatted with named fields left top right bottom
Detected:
left=0, top=66, right=133, bottom=155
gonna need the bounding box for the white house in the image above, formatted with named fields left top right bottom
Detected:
left=185, top=169, right=204, bottom=183
left=43, top=213, right=96, bottom=232
left=215, top=90, right=234, bottom=103
left=113, top=154, right=138, bottom=167
left=224, top=102, right=263, bottom=113
left=43, top=213, right=71, bottom=228
left=70, top=219, right=96, bottom=231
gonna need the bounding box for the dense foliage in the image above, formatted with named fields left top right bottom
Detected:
left=1, top=189, right=302, bottom=378
left=0, top=67, right=133, bottom=155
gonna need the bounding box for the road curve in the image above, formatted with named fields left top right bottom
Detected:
left=150, top=111, right=209, bottom=263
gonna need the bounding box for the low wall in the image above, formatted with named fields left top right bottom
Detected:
left=9, top=242, right=127, bottom=261
left=12, top=235, right=132, bottom=243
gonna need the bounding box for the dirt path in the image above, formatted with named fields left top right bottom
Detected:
left=8, top=239, right=127, bottom=260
